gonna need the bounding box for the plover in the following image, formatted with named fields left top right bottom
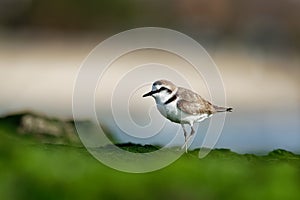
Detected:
left=143, top=80, right=232, bottom=152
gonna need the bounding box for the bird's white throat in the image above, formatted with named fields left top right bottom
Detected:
left=153, top=88, right=178, bottom=105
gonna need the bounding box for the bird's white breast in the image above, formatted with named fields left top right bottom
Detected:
left=155, top=98, right=181, bottom=123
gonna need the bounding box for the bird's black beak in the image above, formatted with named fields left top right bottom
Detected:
left=142, top=91, right=154, bottom=97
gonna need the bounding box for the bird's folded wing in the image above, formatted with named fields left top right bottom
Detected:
left=177, top=100, right=202, bottom=115
left=176, top=87, right=216, bottom=115
left=177, top=99, right=215, bottom=115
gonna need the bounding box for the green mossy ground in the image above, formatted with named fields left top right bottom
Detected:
left=0, top=114, right=300, bottom=200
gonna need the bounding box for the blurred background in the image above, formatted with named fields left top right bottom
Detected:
left=1, top=0, right=300, bottom=199
left=1, top=0, right=299, bottom=153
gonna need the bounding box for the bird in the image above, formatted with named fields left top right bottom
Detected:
left=142, top=79, right=232, bottom=153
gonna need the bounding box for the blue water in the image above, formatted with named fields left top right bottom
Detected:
left=213, top=111, right=300, bottom=154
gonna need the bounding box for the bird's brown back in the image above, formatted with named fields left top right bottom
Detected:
left=176, top=87, right=216, bottom=115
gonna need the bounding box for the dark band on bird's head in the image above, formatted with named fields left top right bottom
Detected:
left=143, top=86, right=172, bottom=97
left=153, top=86, right=172, bottom=94
left=160, top=87, right=172, bottom=94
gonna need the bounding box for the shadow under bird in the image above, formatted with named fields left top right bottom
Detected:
left=143, top=80, right=232, bottom=152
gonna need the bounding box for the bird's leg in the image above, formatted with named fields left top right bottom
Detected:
left=181, top=124, right=188, bottom=153
left=181, top=124, right=195, bottom=153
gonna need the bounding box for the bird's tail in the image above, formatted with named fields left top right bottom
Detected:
left=214, top=105, right=233, bottom=113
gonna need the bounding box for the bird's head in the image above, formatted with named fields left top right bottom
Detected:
left=142, top=80, right=177, bottom=103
